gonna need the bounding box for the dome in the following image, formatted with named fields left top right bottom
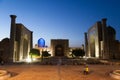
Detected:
left=38, top=38, right=45, bottom=47
left=107, top=26, right=116, bottom=35
left=1, top=38, right=10, bottom=43
left=0, top=38, right=10, bottom=47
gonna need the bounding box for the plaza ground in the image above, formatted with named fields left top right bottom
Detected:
left=0, top=63, right=119, bottom=80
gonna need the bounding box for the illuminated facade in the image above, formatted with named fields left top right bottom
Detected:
left=85, top=18, right=120, bottom=59
left=9, top=15, right=33, bottom=62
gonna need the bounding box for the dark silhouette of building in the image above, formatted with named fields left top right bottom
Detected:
left=85, top=18, right=120, bottom=59
left=0, top=15, right=33, bottom=62
left=0, top=38, right=10, bottom=63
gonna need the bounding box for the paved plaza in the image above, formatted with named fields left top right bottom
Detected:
left=0, top=63, right=119, bottom=80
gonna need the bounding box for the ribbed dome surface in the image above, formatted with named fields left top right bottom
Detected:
left=107, top=26, right=116, bottom=35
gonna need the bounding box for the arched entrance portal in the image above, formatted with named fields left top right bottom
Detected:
left=55, top=45, right=64, bottom=56
left=23, top=39, right=28, bottom=59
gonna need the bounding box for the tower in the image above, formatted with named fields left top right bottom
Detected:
left=101, top=18, right=109, bottom=59
left=84, top=32, right=88, bottom=57
left=10, top=15, right=17, bottom=62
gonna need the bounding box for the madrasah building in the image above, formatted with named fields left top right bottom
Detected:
left=84, top=18, right=120, bottom=59
left=9, top=15, right=33, bottom=62
left=0, top=15, right=33, bottom=62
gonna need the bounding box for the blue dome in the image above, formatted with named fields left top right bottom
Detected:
left=38, top=38, right=45, bottom=47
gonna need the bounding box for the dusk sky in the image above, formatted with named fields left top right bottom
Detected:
left=0, top=0, right=120, bottom=47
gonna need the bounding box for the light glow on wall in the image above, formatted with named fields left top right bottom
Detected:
left=25, top=56, right=32, bottom=63
left=95, top=44, right=99, bottom=58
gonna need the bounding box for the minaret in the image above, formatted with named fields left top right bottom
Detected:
left=84, top=32, right=88, bottom=57
left=10, top=15, right=17, bottom=62
left=30, top=31, right=33, bottom=49
left=102, top=18, right=108, bottom=59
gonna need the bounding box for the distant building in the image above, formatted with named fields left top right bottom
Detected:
left=34, top=39, right=84, bottom=57
left=85, top=18, right=120, bottom=59
left=50, top=39, right=69, bottom=56
left=0, top=15, right=33, bottom=62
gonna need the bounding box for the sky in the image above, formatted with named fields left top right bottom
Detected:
left=0, top=0, right=120, bottom=47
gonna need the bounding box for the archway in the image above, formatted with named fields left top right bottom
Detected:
left=55, top=45, right=64, bottom=56
left=23, top=39, right=28, bottom=59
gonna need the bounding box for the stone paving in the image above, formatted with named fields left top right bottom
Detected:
left=0, top=64, right=119, bottom=80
